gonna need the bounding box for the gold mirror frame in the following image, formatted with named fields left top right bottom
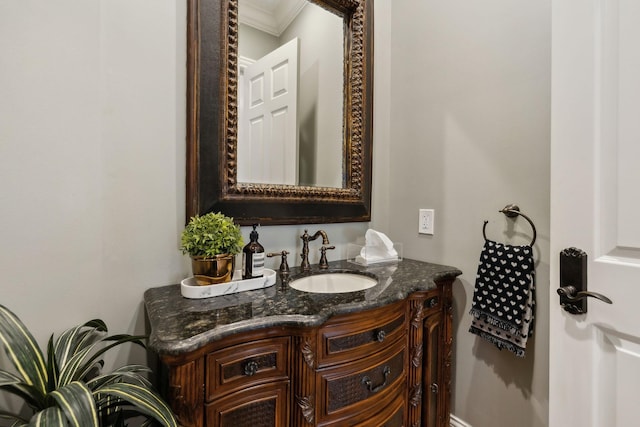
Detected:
left=186, top=0, right=373, bottom=225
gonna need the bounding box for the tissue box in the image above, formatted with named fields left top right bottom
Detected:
left=347, top=242, right=403, bottom=266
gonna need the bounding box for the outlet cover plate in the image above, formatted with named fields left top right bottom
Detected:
left=419, top=209, right=434, bottom=235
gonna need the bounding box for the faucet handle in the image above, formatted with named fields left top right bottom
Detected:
left=267, top=250, right=290, bottom=274
left=319, top=245, right=336, bottom=269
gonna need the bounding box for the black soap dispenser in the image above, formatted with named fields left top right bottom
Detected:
left=242, top=224, right=265, bottom=279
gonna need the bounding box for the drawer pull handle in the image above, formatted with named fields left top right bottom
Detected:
left=243, top=361, right=259, bottom=377
left=430, top=382, right=439, bottom=394
left=375, top=330, right=386, bottom=343
left=361, top=366, right=391, bottom=393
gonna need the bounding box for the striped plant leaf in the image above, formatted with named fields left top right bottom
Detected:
left=50, top=381, right=99, bottom=427
left=45, top=335, right=59, bottom=393
left=0, top=305, right=47, bottom=398
left=0, top=372, right=44, bottom=409
left=56, top=342, right=95, bottom=387
left=28, top=406, right=66, bottom=426
left=1, top=305, right=176, bottom=426
left=53, top=319, right=106, bottom=370
left=0, top=369, right=22, bottom=386
left=0, top=409, right=28, bottom=426
left=71, top=335, right=146, bottom=383
left=95, top=382, right=177, bottom=427
left=86, top=365, right=152, bottom=390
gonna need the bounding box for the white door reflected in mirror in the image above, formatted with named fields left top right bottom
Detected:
left=238, top=0, right=344, bottom=188
left=238, top=38, right=299, bottom=185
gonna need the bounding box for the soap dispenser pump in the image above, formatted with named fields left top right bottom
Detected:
left=242, top=224, right=265, bottom=279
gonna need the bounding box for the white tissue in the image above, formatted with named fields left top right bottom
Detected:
left=355, top=229, right=398, bottom=264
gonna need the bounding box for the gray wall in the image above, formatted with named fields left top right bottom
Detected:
left=381, top=1, right=551, bottom=426
left=0, top=1, right=550, bottom=426
left=238, top=23, right=279, bottom=59
left=0, top=0, right=188, bottom=413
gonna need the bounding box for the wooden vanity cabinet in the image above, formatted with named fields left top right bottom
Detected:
left=159, top=280, right=454, bottom=427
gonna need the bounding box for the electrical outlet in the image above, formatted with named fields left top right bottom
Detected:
left=418, top=209, right=434, bottom=235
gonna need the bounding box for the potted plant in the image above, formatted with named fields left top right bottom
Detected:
left=181, top=212, right=244, bottom=284
left=0, top=304, right=177, bottom=427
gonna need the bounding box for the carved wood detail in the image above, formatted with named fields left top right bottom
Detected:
left=291, top=333, right=316, bottom=426
left=301, top=337, right=315, bottom=369
left=411, top=342, right=424, bottom=368
left=411, top=303, right=424, bottom=329
left=186, top=0, right=374, bottom=224
left=295, top=395, right=315, bottom=425
left=439, top=280, right=455, bottom=427
left=410, top=382, right=423, bottom=407
left=407, top=295, right=426, bottom=427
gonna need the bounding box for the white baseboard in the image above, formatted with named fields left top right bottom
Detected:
left=450, top=414, right=472, bottom=427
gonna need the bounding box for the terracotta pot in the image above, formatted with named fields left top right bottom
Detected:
left=190, top=254, right=235, bottom=284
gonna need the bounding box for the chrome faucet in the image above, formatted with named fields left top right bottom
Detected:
left=300, top=229, right=330, bottom=272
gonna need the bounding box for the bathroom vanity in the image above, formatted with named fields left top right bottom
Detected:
left=144, top=259, right=461, bottom=427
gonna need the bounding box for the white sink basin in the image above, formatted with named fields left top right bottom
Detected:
left=289, top=273, right=377, bottom=294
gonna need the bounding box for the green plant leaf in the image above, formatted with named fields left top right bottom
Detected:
left=72, top=335, right=146, bottom=383
left=95, top=382, right=177, bottom=427
left=56, top=343, right=95, bottom=388
left=0, top=305, right=47, bottom=399
left=0, top=409, right=28, bottom=426
left=0, top=370, right=45, bottom=409
left=0, top=369, right=22, bottom=386
left=45, top=335, right=59, bottom=393
left=86, top=365, right=152, bottom=390
left=50, top=381, right=99, bottom=427
left=54, top=319, right=107, bottom=371
left=27, top=406, right=66, bottom=426
left=1, top=307, right=175, bottom=426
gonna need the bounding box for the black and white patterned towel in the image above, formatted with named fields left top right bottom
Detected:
left=469, top=239, right=535, bottom=357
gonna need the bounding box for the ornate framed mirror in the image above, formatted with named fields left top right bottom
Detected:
left=186, top=0, right=373, bottom=225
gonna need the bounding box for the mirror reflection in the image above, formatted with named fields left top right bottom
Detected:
left=238, top=0, right=345, bottom=188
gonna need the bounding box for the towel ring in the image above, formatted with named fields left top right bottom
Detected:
left=483, top=204, right=537, bottom=246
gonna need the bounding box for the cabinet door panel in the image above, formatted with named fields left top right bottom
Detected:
left=206, top=381, right=288, bottom=427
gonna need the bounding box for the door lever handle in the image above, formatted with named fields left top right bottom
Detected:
left=559, top=247, right=612, bottom=314
left=557, top=285, right=612, bottom=304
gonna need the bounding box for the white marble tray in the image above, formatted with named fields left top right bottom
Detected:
left=181, top=268, right=276, bottom=299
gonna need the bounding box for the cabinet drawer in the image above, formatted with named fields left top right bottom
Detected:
left=206, top=381, right=289, bottom=427
left=352, top=392, right=405, bottom=427
left=317, top=340, right=406, bottom=424
left=206, top=337, right=289, bottom=401
left=318, top=300, right=406, bottom=367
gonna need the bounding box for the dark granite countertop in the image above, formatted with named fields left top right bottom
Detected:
left=144, top=258, right=461, bottom=356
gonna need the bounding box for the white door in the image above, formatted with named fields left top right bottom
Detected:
left=550, top=0, right=640, bottom=425
left=238, top=38, right=299, bottom=185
